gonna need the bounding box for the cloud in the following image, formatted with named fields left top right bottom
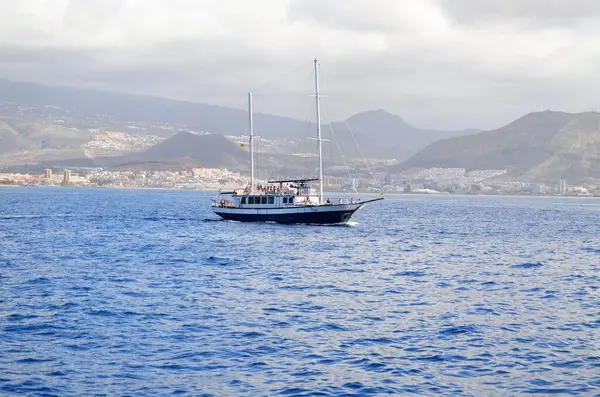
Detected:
left=437, top=0, right=600, bottom=26
left=0, top=0, right=599, bottom=130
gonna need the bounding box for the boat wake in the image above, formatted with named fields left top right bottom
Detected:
left=308, top=221, right=359, bottom=227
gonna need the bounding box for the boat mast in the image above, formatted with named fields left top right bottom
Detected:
left=314, top=58, right=323, bottom=203
left=248, top=92, right=255, bottom=191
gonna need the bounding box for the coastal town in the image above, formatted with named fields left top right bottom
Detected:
left=0, top=166, right=597, bottom=196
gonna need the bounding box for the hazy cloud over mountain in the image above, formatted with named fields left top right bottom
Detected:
left=1, top=0, right=600, bottom=129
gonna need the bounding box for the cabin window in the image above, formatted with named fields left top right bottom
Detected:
left=241, top=197, right=246, bottom=204
left=261, top=196, right=267, bottom=204
left=248, top=197, right=254, bottom=204
left=283, top=197, right=288, bottom=204
left=268, top=196, right=274, bottom=204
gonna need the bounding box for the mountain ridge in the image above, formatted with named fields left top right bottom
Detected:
left=0, top=78, right=478, bottom=162
left=395, top=110, right=600, bottom=183
left=328, top=109, right=477, bottom=159
left=124, top=131, right=248, bottom=168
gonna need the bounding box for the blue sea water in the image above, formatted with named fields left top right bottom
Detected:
left=0, top=187, right=599, bottom=396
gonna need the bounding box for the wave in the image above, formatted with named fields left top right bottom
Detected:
left=512, top=262, right=545, bottom=269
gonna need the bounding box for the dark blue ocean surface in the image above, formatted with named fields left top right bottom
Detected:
left=1, top=188, right=599, bottom=396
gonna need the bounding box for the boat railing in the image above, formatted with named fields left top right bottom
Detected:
left=212, top=200, right=238, bottom=208
left=237, top=186, right=314, bottom=196
left=323, top=198, right=361, bottom=205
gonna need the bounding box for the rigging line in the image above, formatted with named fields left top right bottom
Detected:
left=273, top=102, right=314, bottom=180
left=250, top=61, right=312, bottom=94
left=303, top=104, right=316, bottom=179
left=319, top=68, right=383, bottom=195
left=320, top=105, right=358, bottom=194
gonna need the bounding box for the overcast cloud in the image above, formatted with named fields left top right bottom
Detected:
left=1, top=0, right=600, bottom=129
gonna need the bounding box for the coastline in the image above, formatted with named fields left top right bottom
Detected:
left=1, top=184, right=598, bottom=198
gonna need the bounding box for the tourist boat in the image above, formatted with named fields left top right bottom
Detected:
left=211, top=59, right=383, bottom=224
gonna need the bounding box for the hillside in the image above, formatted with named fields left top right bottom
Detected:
left=328, top=109, right=478, bottom=160
left=0, top=79, right=476, bottom=162
left=123, top=131, right=248, bottom=168
left=0, top=79, right=311, bottom=142
left=396, top=111, right=600, bottom=182
left=0, top=119, right=92, bottom=163
left=0, top=121, right=30, bottom=154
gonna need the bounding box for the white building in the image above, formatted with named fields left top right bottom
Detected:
left=558, top=179, right=567, bottom=194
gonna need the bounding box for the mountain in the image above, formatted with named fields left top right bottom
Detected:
left=328, top=109, right=478, bottom=160
left=0, top=122, right=30, bottom=154
left=0, top=79, right=309, bottom=141
left=395, top=111, right=600, bottom=182
left=0, top=79, right=476, bottom=162
left=0, top=119, right=92, bottom=164
left=122, top=131, right=248, bottom=168
left=28, top=131, right=250, bottom=170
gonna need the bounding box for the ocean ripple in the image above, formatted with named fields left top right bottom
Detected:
left=1, top=189, right=599, bottom=396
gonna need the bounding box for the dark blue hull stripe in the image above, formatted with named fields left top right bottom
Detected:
left=215, top=209, right=358, bottom=224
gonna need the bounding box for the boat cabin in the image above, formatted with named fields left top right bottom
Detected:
left=241, top=195, right=295, bottom=208
left=215, top=193, right=320, bottom=209
left=214, top=179, right=325, bottom=209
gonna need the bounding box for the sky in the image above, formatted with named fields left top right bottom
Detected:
left=1, top=0, right=600, bottom=130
